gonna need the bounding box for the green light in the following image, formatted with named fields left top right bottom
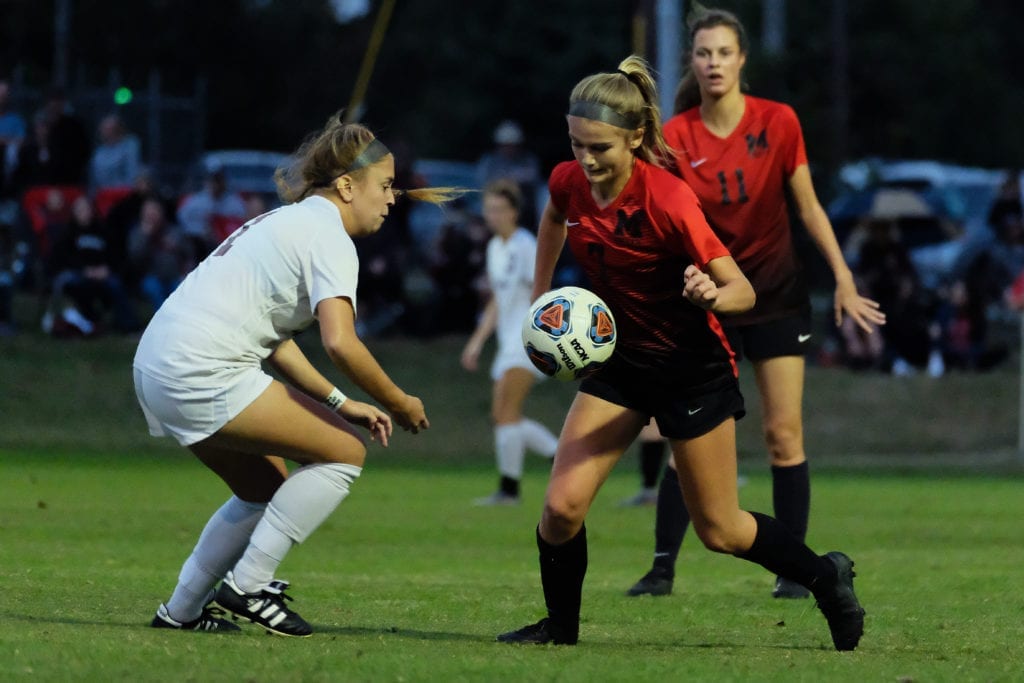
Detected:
left=114, top=87, right=133, bottom=105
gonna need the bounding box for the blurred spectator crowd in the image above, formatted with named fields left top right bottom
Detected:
left=0, top=80, right=274, bottom=337
left=0, top=84, right=567, bottom=343
left=1, top=76, right=1021, bottom=382
left=829, top=167, right=1024, bottom=376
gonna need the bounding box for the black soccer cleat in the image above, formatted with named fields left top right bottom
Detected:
left=772, top=575, right=811, bottom=599
left=150, top=602, right=240, bottom=632
left=814, top=551, right=866, bottom=651
left=497, top=617, right=578, bottom=645
left=214, top=571, right=313, bottom=637
left=625, top=568, right=674, bottom=597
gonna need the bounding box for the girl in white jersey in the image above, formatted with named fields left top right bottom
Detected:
left=136, top=113, right=458, bottom=637
left=461, top=180, right=559, bottom=506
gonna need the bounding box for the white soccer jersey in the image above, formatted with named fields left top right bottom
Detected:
left=134, top=195, right=359, bottom=386
left=488, top=227, right=536, bottom=357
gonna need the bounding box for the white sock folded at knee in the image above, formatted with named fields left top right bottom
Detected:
left=231, top=462, right=362, bottom=594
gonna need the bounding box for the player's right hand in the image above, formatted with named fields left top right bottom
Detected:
left=339, top=399, right=393, bottom=447
left=391, top=394, right=430, bottom=434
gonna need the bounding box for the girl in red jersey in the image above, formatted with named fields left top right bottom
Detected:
left=627, top=7, right=887, bottom=603
left=497, top=55, right=865, bottom=651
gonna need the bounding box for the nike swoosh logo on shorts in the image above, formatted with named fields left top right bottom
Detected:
left=798, top=334, right=812, bottom=343
left=690, top=158, right=708, bottom=168
left=688, top=406, right=703, bottom=416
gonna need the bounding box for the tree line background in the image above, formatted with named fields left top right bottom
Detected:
left=2, top=0, right=1023, bottom=194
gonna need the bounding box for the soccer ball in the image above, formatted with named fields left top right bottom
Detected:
left=522, top=286, right=617, bottom=381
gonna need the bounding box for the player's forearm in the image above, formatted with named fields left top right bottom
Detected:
left=267, top=338, right=335, bottom=400
left=324, top=338, right=408, bottom=411
left=710, top=278, right=756, bottom=315
left=801, top=205, right=854, bottom=286
left=467, top=299, right=498, bottom=348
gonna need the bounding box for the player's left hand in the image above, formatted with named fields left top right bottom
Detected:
left=683, top=264, right=720, bottom=310
left=339, top=400, right=393, bottom=447
left=834, top=279, right=886, bottom=332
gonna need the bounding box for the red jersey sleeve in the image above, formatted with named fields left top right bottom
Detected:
left=645, top=165, right=731, bottom=269
left=547, top=161, right=578, bottom=216
left=775, top=103, right=808, bottom=178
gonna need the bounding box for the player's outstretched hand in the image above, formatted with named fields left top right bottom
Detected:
left=683, top=264, right=719, bottom=310
left=834, top=279, right=887, bottom=332
left=339, top=400, right=393, bottom=447
left=390, top=394, right=430, bottom=434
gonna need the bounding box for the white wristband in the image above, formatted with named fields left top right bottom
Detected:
left=323, top=387, right=347, bottom=410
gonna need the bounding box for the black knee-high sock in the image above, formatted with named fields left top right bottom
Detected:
left=738, top=511, right=836, bottom=595
left=639, top=441, right=666, bottom=489
left=652, top=465, right=690, bottom=576
left=537, top=525, right=587, bottom=632
left=772, top=461, right=810, bottom=541
left=500, top=475, right=520, bottom=497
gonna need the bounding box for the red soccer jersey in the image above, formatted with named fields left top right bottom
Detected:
left=664, top=96, right=809, bottom=324
left=548, top=158, right=736, bottom=384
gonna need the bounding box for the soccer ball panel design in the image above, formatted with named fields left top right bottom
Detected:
left=522, top=286, right=617, bottom=381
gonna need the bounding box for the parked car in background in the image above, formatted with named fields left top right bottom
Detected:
left=830, top=158, right=1006, bottom=290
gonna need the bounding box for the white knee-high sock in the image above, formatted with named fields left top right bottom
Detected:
left=165, top=496, right=267, bottom=622
left=495, top=423, right=526, bottom=479
left=519, top=418, right=558, bottom=458
left=231, top=462, right=362, bottom=593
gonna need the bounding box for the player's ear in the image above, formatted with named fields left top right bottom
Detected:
left=334, top=175, right=355, bottom=202
left=629, top=128, right=645, bottom=150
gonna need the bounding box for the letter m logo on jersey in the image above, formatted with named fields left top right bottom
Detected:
left=745, top=129, right=769, bottom=158
left=614, top=209, right=647, bottom=238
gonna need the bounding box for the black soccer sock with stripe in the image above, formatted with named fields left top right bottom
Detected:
left=772, top=461, right=810, bottom=541
left=537, top=524, right=586, bottom=634
left=738, top=511, right=836, bottom=592
left=640, top=441, right=667, bottom=489
left=652, top=465, right=690, bottom=576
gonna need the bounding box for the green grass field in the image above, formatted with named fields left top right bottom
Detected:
left=3, top=331, right=1024, bottom=681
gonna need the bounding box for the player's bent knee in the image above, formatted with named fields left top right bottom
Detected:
left=346, top=442, right=368, bottom=467
left=541, top=499, right=586, bottom=538
left=764, top=430, right=803, bottom=464
left=693, top=522, right=745, bottom=555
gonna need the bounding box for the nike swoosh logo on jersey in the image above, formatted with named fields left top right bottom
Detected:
left=798, top=334, right=812, bottom=343
left=690, top=158, right=708, bottom=168
left=566, top=221, right=580, bottom=227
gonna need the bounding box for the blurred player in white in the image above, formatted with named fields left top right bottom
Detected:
left=461, top=179, right=558, bottom=505
left=135, top=113, right=458, bottom=636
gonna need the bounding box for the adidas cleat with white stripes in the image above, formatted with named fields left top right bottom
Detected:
left=150, top=602, right=240, bottom=632
left=214, top=571, right=313, bottom=637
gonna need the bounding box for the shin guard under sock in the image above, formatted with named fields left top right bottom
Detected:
left=772, top=461, right=810, bottom=541
left=738, top=511, right=835, bottom=592
left=537, top=525, right=587, bottom=635
left=640, top=441, right=667, bottom=489
left=652, top=466, right=690, bottom=576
